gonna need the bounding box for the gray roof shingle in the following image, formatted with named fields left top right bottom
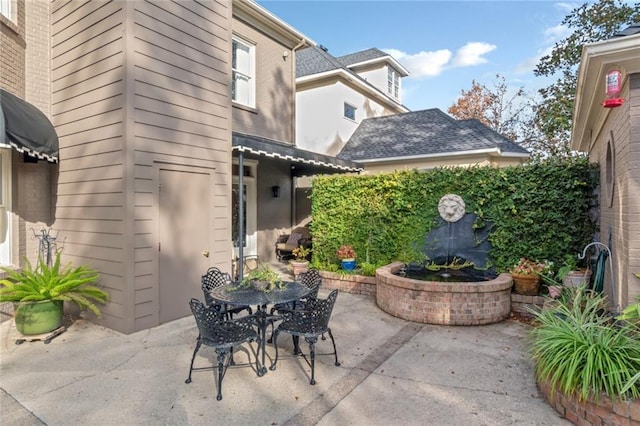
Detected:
left=612, top=22, right=640, bottom=37
left=336, top=48, right=389, bottom=67
left=296, top=46, right=345, bottom=78
left=337, top=109, right=529, bottom=161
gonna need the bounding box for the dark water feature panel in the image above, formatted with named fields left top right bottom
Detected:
left=395, top=264, right=497, bottom=282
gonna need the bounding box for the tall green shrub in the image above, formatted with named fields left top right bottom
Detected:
left=310, top=157, right=598, bottom=272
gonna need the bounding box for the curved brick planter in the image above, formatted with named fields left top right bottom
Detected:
left=376, top=262, right=513, bottom=325
left=537, top=377, right=640, bottom=424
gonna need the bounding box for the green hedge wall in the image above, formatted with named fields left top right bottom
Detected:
left=310, top=157, right=599, bottom=274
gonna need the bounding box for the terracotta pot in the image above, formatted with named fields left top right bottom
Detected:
left=512, top=274, right=541, bottom=295
left=290, top=260, right=309, bottom=278
left=562, top=269, right=592, bottom=288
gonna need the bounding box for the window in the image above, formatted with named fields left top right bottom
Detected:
left=232, top=37, right=255, bottom=108
left=344, top=103, right=356, bottom=121
left=0, top=0, right=11, bottom=20
left=0, top=149, right=11, bottom=265
left=387, top=67, right=400, bottom=99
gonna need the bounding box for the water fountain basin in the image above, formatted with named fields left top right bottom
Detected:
left=376, top=262, right=513, bottom=325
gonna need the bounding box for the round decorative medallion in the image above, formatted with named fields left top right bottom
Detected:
left=438, top=194, right=465, bottom=223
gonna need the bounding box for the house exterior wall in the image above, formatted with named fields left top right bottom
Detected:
left=51, top=0, right=232, bottom=333
left=590, top=74, right=640, bottom=309
left=231, top=16, right=294, bottom=144
left=1, top=0, right=54, bottom=270
left=356, top=64, right=392, bottom=100
left=296, top=78, right=394, bottom=156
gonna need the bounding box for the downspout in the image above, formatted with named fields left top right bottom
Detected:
left=290, top=38, right=309, bottom=226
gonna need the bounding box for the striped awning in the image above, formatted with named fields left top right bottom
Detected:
left=0, top=89, right=58, bottom=162
left=232, top=132, right=362, bottom=176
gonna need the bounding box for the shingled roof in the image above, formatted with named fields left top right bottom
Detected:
left=336, top=48, right=389, bottom=67
left=296, top=45, right=347, bottom=78
left=337, top=109, right=529, bottom=161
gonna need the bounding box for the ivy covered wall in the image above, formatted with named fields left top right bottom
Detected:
left=310, top=158, right=599, bottom=274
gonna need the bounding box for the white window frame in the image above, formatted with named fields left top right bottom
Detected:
left=232, top=36, right=256, bottom=108
left=387, top=67, right=400, bottom=99
left=232, top=159, right=257, bottom=258
left=0, top=0, right=12, bottom=21
left=0, top=149, right=12, bottom=266
left=344, top=102, right=357, bottom=121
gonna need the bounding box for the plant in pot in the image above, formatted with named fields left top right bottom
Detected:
left=557, top=254, right=592, bottom=288
left=0, top=252, right=109, bottom=335
left=336, top=245, right=357, bottom=271
left=290, top=245, right=311, bottom=278
left=509, top=258, right=549, bottom=295
left=529, top=286, right=640, bottom=406
left=235, top=263, right=285, bottom=292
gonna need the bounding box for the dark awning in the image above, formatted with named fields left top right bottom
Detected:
left=232, top=132, right=362, bottom=176
left=0, top=89, right=58, bottom=162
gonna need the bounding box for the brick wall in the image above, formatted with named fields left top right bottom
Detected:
left=538, top=376, right=640, bottom=425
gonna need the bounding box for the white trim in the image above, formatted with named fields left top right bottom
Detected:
left=233, top=159, right=258, bottom=257
left=233, top=145, right=362, bottom=172
left=0, top=142, right=58, bottom=163
left=0, top=0, right=12, bottom=21
left=354, top=148, right=510, bottom=163
left=232, top=36, right=256, bottom=108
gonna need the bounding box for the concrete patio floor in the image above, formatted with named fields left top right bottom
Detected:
left=0, top=287, right=569, bottom=426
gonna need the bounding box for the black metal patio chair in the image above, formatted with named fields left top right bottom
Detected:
left=269, top=289, right=340, bottom=385
left=201, top=267, right=252, bottom=319
left=185, top=298, right=258, bottom=401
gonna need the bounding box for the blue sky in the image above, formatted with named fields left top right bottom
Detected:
left=259, top=1, right=577, bottom=112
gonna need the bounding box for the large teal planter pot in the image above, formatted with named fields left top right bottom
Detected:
left=341, top=259, right=356, bottom=271
left=14, top=300, right=63, bottom=335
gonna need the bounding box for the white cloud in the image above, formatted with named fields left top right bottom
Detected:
left=451, top=42, right=497, bottom=67
left=383, top=48, right=452, bottom=78
left=383, top=42, right=495, bottom=79
left=543, top=23, right=571, bottom=44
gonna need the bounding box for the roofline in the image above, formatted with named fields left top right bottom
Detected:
left=233, top=0, right=316, bottom=47
left=350, top=148, right=530, bottom=163
left=297, top=69, right=410, bottom=112
left=346, top=56, right=410, bottom=77
left=571, top=33, right=640, bottom=152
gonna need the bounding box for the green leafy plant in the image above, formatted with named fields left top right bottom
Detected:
left=0, top=252, right=109, bottom=317
left=291, top=245, right=311, bottom=262
left=529, top=287, right=640, bottom=402
left=234, top=264, right=284, bottom=292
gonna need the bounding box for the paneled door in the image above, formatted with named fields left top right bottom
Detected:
left=159, top=167, right=211, bottom=323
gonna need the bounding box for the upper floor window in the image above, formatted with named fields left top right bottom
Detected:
left=0, top=0, right=12, bottom=20
left=387, top=67, right=400, bottom=99
left=232, top=36, right=255, bottom=108
left=344, top=103, right=356, bottom=121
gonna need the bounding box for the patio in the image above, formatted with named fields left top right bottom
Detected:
left=0, top=287, right=568, bottom=426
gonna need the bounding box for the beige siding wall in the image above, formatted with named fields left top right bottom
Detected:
left=51, top=0, right=128, bottom=330
left=131, top=0, right=232, bottom=331
left=51, top=0, right=232, bottom=333
left=591, top=74, right=640, bottom=309
left=232, top=17, right=294, bottom=143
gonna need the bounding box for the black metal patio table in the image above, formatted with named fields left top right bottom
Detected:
left=208, top=281, right=311, bottom=376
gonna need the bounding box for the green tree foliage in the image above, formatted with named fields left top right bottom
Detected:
left=310, top=158, right=598, bottom=274
left=534, top=0, right=640, bottom=153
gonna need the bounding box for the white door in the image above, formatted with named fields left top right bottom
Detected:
left=159, top=167, right=211, bottom=323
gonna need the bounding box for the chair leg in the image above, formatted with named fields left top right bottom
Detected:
left=215, top=349, right=230, bottom=401
left=269, top=330, right=281, bottom=371
left=326, top=328, right=340, bottom=366
left=292, top=335, right=302, bottom=355
left=185, top=340, right=202, bottom=384
left=305, top=336, right=319, bottom=385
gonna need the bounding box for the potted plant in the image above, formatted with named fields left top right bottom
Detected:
left=290, top=245, right=311, bottom=278
left=336, top=245, right=357, bottom=271
left=509, top=258, right=549, bottom=295
left=0, top=252, right=109, bottom=335
left=235, top=263, right=285, bottom=292
left=557, top=254, right=592, bottom=288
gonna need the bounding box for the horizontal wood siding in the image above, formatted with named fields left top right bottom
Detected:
left=51, top=0, right=127, bottom=330
left=132, top=0, right=232, bottom=330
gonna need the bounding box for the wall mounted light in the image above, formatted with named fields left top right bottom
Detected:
left=272, top=185, right=280, bottom=198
